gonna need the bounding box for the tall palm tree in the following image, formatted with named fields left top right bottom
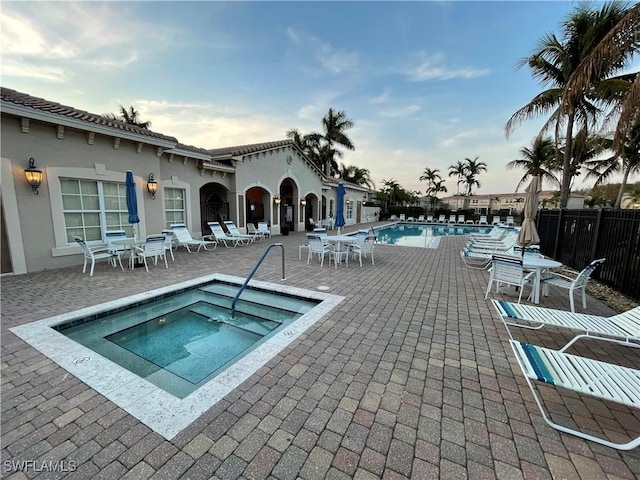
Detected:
left=104, top=105, right=152, bottom=129
left=448, top=161, right=466, bottom=195
left=506, top=2, right=631, bottom=208
left=428, top=179, right=448, bottom=211
left=561, top=4, right=640, bottom=152
left=507, top=136, right=560, bottom=191
left=381, top=178, right=401, bottom=208
left=463, top=157, right=487, bottom=197
left=419, top=168, right=442, bottom=195
left=320, top=108, right=355, bottom=176
left=339, top=163, right=374, bottom=189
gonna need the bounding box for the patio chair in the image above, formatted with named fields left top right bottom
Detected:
left=477, top=215, right=488, bottom=225
left=426, top=215, right=433, bottom=223
left=257, top=222, right=271, bottom=238
left=247, top=223, right=265, bottom=241
left=171, top=224, right=217, bottom=253
left=390, top=215, right=399, bottom=221
left=399, top=214, right=406, bottom=221
left=485, top=254, right=536, bottom=303
left=505, top=336, right=640, bottom=450
left=351, top=236, right=375, bottom=267
left=506, top=216, right=515, bottom=226
left=105, top=229, right=129, bottom=265
left=223, top=220, right=255, bottom=244
left=206, top=222, right=251, bottom=247
left=448, top=214, right=456, bottom=224
left=491, top=216, right=502, bottom=225
left=437, top=214, right=446, bottom=223
left=74, top=236, right=123, bottom=276
left=457, top=214, right=465, bottom=224
left=161, top=229, right=175, bottom=261
left=491, top=300, right=640, bottom=349
left=540, top=258, right=606, bottom=312
left=417, top=215, right=425, bottom=222
left=134, top=234, right=168, bottom=272
left=307, top=234, right=332, bottom=267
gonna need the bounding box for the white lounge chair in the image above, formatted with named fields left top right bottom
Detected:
left=457, top=214, right=465, bottom=224
left=223, top=220, right=255, bottom=244
left=437, top=214, right=446, bottom=223
left=448, top=215, right=456, bottom=224
left=134, top=234, right=168, bottom=272
left=206, top=222, right=251, bottom=247
left=540, top=258, right=606, bottom=312
left=491, top=216, right=502, bottom=225
left=485, top=254, right=536, bottom=303
left=506, top=338, right=640, bottom=450
left=399, top=214, right=406, bottom=222
left=426, top=215, right=434, bottom=223
left=170, top=224, right=217, bottom=253
left=247, top=223, right=265, bottom=241
left=491, top=300, right=640, bottom=349
left=506, top=215, right=515, bottom=226
left=390, top=215, right=399, bottom=222
left=466, top=236, right=517, bottom=253
left=257, top=222, right=271, bottom=238
left=417, top=215, right=425, bottom=222
left=74, top=236, right=124, bottom=276
left=478, top=215, right=488, bottom=225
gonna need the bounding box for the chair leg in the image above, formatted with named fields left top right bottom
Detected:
left=89, top=259, right=96, bottom=277
left=82, top=258, right=88, bottom=274
left=569, top=289, right=576, bottom=313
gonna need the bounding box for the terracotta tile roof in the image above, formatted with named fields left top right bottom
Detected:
left=174, top=142, right=214, bottom=156
left=1, top=87, right=177, bottom=143
left=208, top=139, right=293, bottom=158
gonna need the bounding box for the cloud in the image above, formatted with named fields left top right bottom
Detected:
left=370, top=88, right=392, bottom=104
left=377, top=105, right=421, bottom=118
left=285, top=26, right=359, bottom=74
left=402, top=52, right=491, bottom=81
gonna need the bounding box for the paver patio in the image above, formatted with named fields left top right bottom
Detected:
left=2, top=225, right=639, bottom=479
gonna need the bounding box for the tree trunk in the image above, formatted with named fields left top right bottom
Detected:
left=559, top=111, right=575, bottom=209
left=614, top=164, right=631, bottom=208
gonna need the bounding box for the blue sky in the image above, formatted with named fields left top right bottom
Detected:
left=3, top=1, right=620, bottom=195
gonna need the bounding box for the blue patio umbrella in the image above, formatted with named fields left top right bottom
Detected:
left=126, top=171, right=140, bottom=237
left=335, top=183, right=346, bottom=233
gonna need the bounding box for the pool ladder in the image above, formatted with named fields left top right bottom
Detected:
left=231, top=243, right=285, bottom=318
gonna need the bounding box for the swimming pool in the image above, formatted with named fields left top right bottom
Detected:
left=11, top=274, right=343, bottom=439
left=375, top=223, right=494, bottom=248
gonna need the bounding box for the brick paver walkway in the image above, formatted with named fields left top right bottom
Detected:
left=2, top=225, right=639, bottom=479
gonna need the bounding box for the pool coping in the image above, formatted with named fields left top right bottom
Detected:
left=10, top=273, right=344, bottom=440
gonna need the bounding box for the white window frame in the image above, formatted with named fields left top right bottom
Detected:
left=164, top=186, right=187, bottom=228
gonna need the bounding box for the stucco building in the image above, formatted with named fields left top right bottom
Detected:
left=1, top=87, right=377, bottom=275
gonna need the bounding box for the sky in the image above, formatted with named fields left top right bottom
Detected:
left=2, top=1, right=633, bottom=196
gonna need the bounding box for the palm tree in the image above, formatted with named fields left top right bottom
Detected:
left=428, top=179, right=448, bottom=211
left=463, top=157, right=487, bottom=197
left=419, top=168, right=442, bottom=196
left=506, top=2, right=631, bottom=208
left=320, top=108, right=355, bottom=176
left=339, top=163, right=374, bottom=189
left=561, top=4, right=640, bottom=153
left=448, top=161, right=466, bottom=195
left=104, top=105, right=152, bottom=129
left=507, top=136, right=560, bottom=191
left=381, top=178, right=401, bottom=209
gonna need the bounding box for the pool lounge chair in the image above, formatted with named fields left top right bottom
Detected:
left=417, top=215, right=425, bottom=222
left=426, top=215, right=433, bottom=223
left=223, top=220, right=256, bottom=244
left=448, top=215, right=456, bottom=224
left=246, top=223, right=265, bottom=241
left=399, top=214, right=406, bottom=221
left=506, top=215, right=515, bottom=226
left=206, top=222, right=252, bottom=247
left=505, top=337, right=640, bottom=450
left=171, top=224, right=217, bottom=253
left=491, top=216, right=502, bottom=225
left=457, top=214, right=465, bottom=224
left=437, top=214, right=446, bottom=223
left=491, top=300, right=640, bottom=349
left=257, top=222, right=271, bottom=238
left=477, top=215, right=488, bottom=225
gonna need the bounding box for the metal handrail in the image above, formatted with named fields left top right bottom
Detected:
left=231, top=243, right=285, bottom=318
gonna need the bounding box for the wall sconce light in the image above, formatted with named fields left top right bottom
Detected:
left=346, top=199, right=351, bottom=205
left=274, top=195, right=281, bottom=205
left=147, top=173, right=158, bottom=199
left=25, top=157, right=43, bottom=195
left=300, top=199, right=307, bottom=207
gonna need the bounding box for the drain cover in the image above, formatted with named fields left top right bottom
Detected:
left=317, top=286, right=330, bottom=291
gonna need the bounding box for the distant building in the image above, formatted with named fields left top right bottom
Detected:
left=438, top=191, right=557, bottom=214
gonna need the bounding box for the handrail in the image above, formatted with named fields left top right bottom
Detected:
left=231, top=243, right=285, bottom=318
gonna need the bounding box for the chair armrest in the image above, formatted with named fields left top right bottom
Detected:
left=202, top=235, right=215, bottom=241
left=543, top=271, right=574, bottom=282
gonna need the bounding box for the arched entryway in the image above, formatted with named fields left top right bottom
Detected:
left=278, top=178, right=299, bottom=232
left=303, top=193, right=320, bottom=229
left=245, top=186, right=271, bottom=228
left=200, top=183, right=229, bottom=236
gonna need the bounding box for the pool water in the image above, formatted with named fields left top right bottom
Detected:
left=54, top=281, right=317, bottom=398
left=375, top=223, right=494, bottom=248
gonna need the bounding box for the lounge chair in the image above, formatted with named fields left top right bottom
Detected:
left=477, top=215, right=488, bottom=225
left=540, top=258, right=606, bottom=312
left=170, top=224, right=217, bottom=253
left=505, top=338, right=640, bottom=450
left=491, top=300, right=640, bottom=349
left=448, top=215, right=456, bottom=224
left=460, top=250, right=493, bottom=269
left=247, top=223, right=265, bottom=241
left=466, top=235, right=517, bottom=252
left=426, top=215, right=433, bottom=223
left=399, top=214, right=406, bottom=222
left=417, top=215, right=425, bottom=222
left=134, top=234, right=168, bottom=272
left=484, top=254, right=536, bottom=303
left=257, top=222, right=271, bottom=238
left=437, top=214, right=446, bottom=223
left=206, top=221, right=251, bottom=247
left=506, top=215, right=515, bottom=226
left=457, top=214, right=465, bottom=224
left=223, top=220, right=256, bottom=244
left=491, top=216, right=502, bottom=225
left=74, top=236, right=123, bottom=276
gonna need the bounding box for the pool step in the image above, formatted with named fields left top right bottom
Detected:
left=197, top=290, right=299, bottom=325
left=188, top=304, right=275, bottom=337
left=199, top=283, right=317, bottom=315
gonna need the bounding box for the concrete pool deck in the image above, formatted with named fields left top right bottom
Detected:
left=2, top=224, right=639, bottom=479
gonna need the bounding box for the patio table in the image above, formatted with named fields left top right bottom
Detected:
left=323, top=235, right=356, bottom=267
left=110, top=238, right=146, bottom=269
left=522, top=257, right=562, bottom=304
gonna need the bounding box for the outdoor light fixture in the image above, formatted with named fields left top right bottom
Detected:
left=300, top=199, right=307, bottom=206
left=147, top=173, right=158, bottom=199
left=25, top=157, right=43, bottom=195
left=274, top=195, right=281, bottom=205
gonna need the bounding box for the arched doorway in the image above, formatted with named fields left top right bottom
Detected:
left=278, top=178, right=299, bottom=232
left=200, top=183, right=229, bottom=235
left=245, top=186, right=270, bottom=227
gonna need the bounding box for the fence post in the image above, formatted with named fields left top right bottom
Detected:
left=590, top=208, right=604, bottom=261
left=552, top=209, right=564, bottom=260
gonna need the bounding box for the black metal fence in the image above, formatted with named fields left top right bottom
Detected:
left=537, top=209, right=640, bottom=302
